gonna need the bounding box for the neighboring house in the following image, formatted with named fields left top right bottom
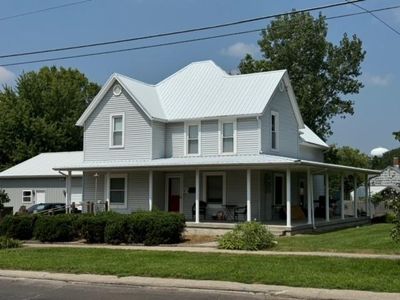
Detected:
left=0, top=152, right=83, bottom=213
left=351, top=159, right=400, bottom=217
left=50, top=60, right=379, bottom=233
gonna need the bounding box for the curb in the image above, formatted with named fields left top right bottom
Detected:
left=0, top=270, right=399, bottom=300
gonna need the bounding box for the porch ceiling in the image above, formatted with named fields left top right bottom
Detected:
left=53, top=154, right=381, bottom=175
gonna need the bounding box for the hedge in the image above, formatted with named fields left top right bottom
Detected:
left=0, top=215, right=36, bottom=240
left=0, top=211, right=186, bottom=245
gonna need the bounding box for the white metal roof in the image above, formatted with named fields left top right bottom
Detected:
left=0, top=152, right=83, bottom=178
left=299, top=125, right=329, bottom=148
left=53, top=154, right=380, bottom=174
left=77, top=60, right=304, bottom=125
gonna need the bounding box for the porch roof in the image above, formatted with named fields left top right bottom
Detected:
left=53, top=154, right=380, bottom=174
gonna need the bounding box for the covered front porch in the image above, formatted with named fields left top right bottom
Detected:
left=61, top=158, right=379, bottom=235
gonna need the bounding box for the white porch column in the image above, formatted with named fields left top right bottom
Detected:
left=286, top=168, right=291, bottom=227
left=195, top=169, right=200, bottom=223
left=307, top=168, right=312, bottom=225
left=325, top=173, right=330, bottom=222
left=148, top=170, right=153, bottom=211
left=66, top=171, right=72, bottom=214
left=365, top=174, right=369, bottom=217
left=246, top=169, right=251, bottom=222
left=354, top=175, right=358, bottom=218
left=340, top=175, right=345, bottom=220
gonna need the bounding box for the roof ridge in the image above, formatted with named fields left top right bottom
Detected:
left=223, top=69, right=287, bottom=79
left=115, top=73, right=156, bottom=88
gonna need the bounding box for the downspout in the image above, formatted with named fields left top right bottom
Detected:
left=257, top=116, right=262, bottom=154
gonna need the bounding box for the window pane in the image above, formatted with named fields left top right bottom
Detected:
left=188, top=125, right=198, bottom=139
left=207, top=176, right=223, bottom=204
left=113, top=116, right=123, bottom=131
left=272, top=132, right=276, bottom=149
left=223, top=123, right=233, bottom=137
left=110, top=191, right=125, bottom=204
left=113, top=132, right=122, bottom=146
left=271, top=115, right=275, bottom=131
left=188, top=140, right=198, bottom=154
left=110, top=178, right=125, bottom=190
left=23, top=197, right=31, bottom=202
left=23, top=191, right=31, bottom=197
left=223, top=138, right=234, bottom=153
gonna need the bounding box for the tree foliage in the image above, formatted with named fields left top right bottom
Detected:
left=238, top=12, right=365, bottom=139
left=0, top=66, right=100, bottom=170
left=393, top=131, right=400, bottom=142
left=0, top=190, right=10, bottom=210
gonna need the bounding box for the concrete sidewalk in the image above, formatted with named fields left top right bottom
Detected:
left=24, top=242, right=400, bottom=260
left=0, top=269, right=398, bottom=300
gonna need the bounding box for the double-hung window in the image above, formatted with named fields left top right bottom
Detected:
left=186, top=124, right=199, bottom=155
left=220, top=120, right=236, bottom=154
left=110, top=114, right=124, bottom=148
left=271, top=111, right=279, bottom=150
left=109, top=175, right=127, bottom=207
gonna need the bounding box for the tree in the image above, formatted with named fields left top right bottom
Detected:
left=393, top=131, right=400, bottom=142
left=324, top=145, right=371, bottom=195
left=0, top=66, right=100, bottom=170
left=0, top=190, right=10, bottom=210
left=239, top=12, right=365, bottom=139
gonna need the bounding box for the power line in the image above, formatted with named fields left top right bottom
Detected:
left=0, top=0, right=365, bottom=59
left=2, top=4, right=400, bottom=68
left=0, top=0, right=92, bottom=22
left=346, top=0, right=400, bottom=36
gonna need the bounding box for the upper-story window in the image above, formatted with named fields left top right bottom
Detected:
left=271, top=111, right=279, bottom=151
left=219, top=120, right=236, bottom=154
left=110, top=113, right=124, bottom=148
left=186, top=123, right=200, bottom=155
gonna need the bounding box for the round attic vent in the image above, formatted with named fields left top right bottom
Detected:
left=113, top=84, right=122, bottom=96
left=279, top=80, right=285, bottom=92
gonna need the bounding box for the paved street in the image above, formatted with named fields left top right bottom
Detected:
left=0, top=277, right=289, bottom=300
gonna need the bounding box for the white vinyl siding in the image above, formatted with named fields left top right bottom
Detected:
left=236, top=117, right=259, bottom=155
left=165, top=122, right=184, bottom=158
left=84, top=83, right=152, bottom=161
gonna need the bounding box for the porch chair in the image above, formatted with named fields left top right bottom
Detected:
left=192, top=201, right=207, bottom=220
left=234, top=206, right=247, bottom=221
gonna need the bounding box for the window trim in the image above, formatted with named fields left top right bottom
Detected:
left=22, top=190, right=33, bottom=204
left=271, top=111, right=279, bottom=151
left=109, top=113, right=125, bottom=149
left=218, top=119, right=237, bottom=155
left=202, top=172, right=226, bottom=206
left=108, top=173, right=128, bottom=209
left=184, top=121, right=201, bottom=156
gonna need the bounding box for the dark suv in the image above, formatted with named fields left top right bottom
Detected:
left=27, top=203, right=66, bottom=215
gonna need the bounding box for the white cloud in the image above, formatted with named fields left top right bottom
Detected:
left=220, top=42, right=259, bottom=58
left=364, top=73, right=393, bottom=87
left=0, top=67, right=16, bottom=87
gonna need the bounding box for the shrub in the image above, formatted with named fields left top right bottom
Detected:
left=0, top=236, right=22, bottom=249
left=104, top=219, right=127, bottom=245
left=79, top=212, right=121, bottom=243
left=218, top=222, right=276, bottom=251
left=126, top=211, right=185, bottom=246
left=0, top=215, right=36, bottom=240
left=386, top=212, right=397, bottom=223
left=33, top=214, right=78, bottom=242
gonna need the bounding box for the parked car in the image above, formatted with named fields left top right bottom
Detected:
left=27, top=203, right=66, bottom=215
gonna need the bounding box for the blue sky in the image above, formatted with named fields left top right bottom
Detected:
left=0, top=0, right=399, bottom=154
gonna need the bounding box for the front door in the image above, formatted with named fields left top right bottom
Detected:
left=168, top=177, right=181, bottom=212
left=36, top=190, right=46, bottom=203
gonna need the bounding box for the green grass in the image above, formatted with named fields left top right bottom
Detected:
left=0, top=247, right=400, bottom=292
left=274, top=224, right=400, bottom=254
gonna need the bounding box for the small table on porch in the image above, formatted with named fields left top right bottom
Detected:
left=222, top=204, right=237, bottom=221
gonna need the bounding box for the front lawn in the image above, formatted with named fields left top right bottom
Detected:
left=0, top=247, right=400, bottom=292
left=274, top=224, right=400, bottom=254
